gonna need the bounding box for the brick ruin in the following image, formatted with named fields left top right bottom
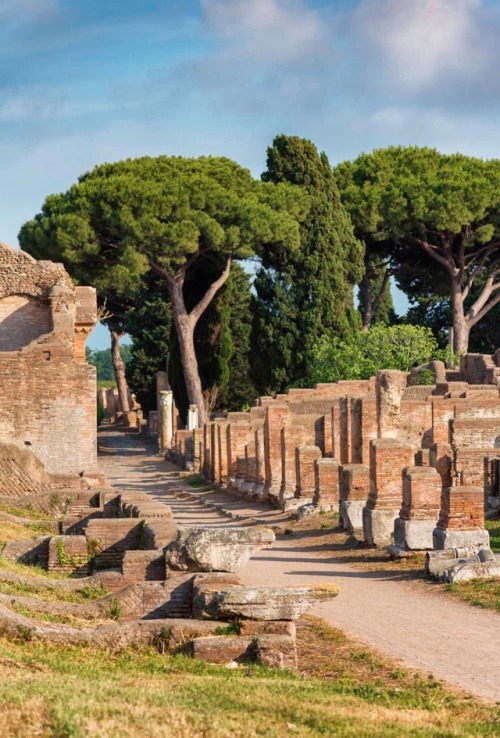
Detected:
left=169, top=356, right=500, bottom=555
left=0, top=242, right=99, bottom=484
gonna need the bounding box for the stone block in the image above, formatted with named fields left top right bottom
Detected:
left=256, top=635, right=298, bottom=669
left=190, top=636, right=256, bottom=664
left=166, top=526, right=275, bottom=573
left=339, top=500, right=364, bottom=533
left=363, top=506, right=398, bottom=547
left=193, top=583, right=339, bottom=621
left=432, top=527, right=490, bottom=552
left=168, top=620, right=227, bottom=650
left=121, top=550, right=166, bottom=581
left=239, top=621, right=296, bottom=638
left=394, top=518, right=436, bottom=551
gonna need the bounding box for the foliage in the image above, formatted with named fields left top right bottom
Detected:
left=336, top=145, right=500, bottom=352
left=308, top=324, right=441, bottom=385
left=125, top=275, right=172, bottom=412
left=252, top=135, right=364, bottom=394
left=96, top=405, right=105, bottom=426
left=86, top=345, right=132, bottom=382
left=20, top=155, right=307, bottom=421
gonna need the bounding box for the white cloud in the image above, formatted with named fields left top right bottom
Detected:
left=201, top=0, right=326, bottom=63
left=355, top=0, right=487, bottom=90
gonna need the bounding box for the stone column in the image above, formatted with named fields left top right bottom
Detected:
left=187, top=404, right=199, bottom=430
left=363, top=438, right=414, bottom=547
left=159, top=390, right=173, bottom=454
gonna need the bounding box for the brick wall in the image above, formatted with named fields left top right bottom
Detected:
left=0, top=243, right=97, bottom=476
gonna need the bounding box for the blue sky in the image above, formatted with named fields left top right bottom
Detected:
left=2, top=0, right=500, bottom=348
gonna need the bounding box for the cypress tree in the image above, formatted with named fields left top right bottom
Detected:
left=252, top=135, right=364, bottom=392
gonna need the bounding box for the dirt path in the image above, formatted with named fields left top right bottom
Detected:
left=98, top=427, right=500, bottom=702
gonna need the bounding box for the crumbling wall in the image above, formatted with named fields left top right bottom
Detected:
left=0, top=242, right=97, bottom=475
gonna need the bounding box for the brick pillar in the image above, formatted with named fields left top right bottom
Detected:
left=264, top=404, right=290, bottom=506
left=359, top=397, right=378, bottom=465
left=217, top=421, right=229, bottom=486
left=433, top=485, right=489, bottom=550
left=227, top=422, right=251, bottom=489
left=429, top=442, right=452, bottom=487
left=202, top=422, right=213, bottom=481
left=393, top=466, right=442, bottom=551
left=339, top=464, right=370, bottom=533
left=314, top=457, right=340, bottom=511
left=363, top=438, right=414, bottom=547
left=376, top=370, right=408, bottom=437
left=253, top=427, right=266, bottom=499
left=295, top=445, right=322, bottom=504
left=192, top=428, right=203, bottom=473
left=280, top=424, right=311, bottom=506
left=431, top=401, right=453, bottom=444
left=244, top=440, right=258, bottom=496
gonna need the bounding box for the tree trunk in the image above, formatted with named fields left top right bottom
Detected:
left=359, top=272, right=373, bottom=331
left=110, top=329, right=131, bottom=414
left=173, top=312, right=209, bottom=426
left=151, top=254, right=233, bottom=428
left=450, top=279, right=470, bottom=354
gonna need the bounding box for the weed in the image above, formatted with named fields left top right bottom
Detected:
left=214, top=621, right=241, bottom=636
left=104, top=598, right=122, bottom=621
left=152, top=627, right=171, bottom=654
left=15, top=624, right=35, bottom=642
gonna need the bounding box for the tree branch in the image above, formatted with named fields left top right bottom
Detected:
left=405, top=235, right=456, bottom=275
left=148, top=259, right=175, bottom=286
left=467, top=289, right=500, bottom=328
left=189, top=255, right=233, bottom=325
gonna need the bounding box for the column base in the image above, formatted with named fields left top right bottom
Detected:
left=362, top=507, right=398, bottom=547
left=340, top=500, right=365, bottom=533
left=394, top=518, right=437, bottom=550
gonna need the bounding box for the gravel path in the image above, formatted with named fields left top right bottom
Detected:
left=98, top=427, right=500, bottom=702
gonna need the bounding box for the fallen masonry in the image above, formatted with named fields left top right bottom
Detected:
left=165, top=357, right=500, bottom=580
left=0, top=484, right=339, bottom=667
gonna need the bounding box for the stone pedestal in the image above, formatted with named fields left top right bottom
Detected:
left=393, top=466, right=442, bottom=551
left=362, top=439, right=414, bottom=547
left=394, top=519, right=436, bottom=550
left=339, top=500, right=364, bottom=532
left=363, top=507, right=399, bottom=547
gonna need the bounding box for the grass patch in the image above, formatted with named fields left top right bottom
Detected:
left=485, top=519, right=500, bottom=553
left=8, top=603, right=112, bottom=628
left=183, top=474, right=208, bottom=488
left=0, top=556, right=71, bottom=580
left=445, top=578, right=500, bottom=613
left=0, top=503, right=55, bottom=522
left=0, top=579, right=108, bottom=604
left=0, top=620, right=496, bottom=737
